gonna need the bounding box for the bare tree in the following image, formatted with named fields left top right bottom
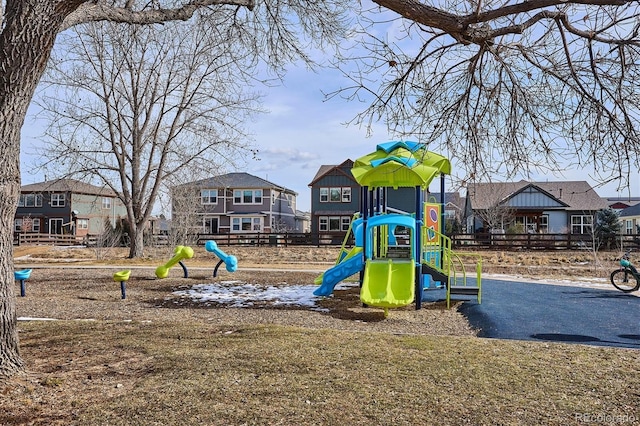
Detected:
left=169, top=182, right=205, bottom=248
left=36, top=19, right=260, bottom=258
left=0, top=0, right=349, bottom=377
left=475, top=203, right=517, bottom=234
left=331, top=0, right=640, bottom=186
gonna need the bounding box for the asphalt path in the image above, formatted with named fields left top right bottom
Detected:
left=423, top=279, right=640, bottom=349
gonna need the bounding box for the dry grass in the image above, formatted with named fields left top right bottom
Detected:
left=3, top=245, right=639, bottom=425
left=3, top=321, right=639, bottom=425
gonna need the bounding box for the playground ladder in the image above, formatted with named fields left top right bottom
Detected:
left=421, top=227, right=482, bottom=308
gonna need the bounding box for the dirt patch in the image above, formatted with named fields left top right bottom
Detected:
left=13, top=267, right=474, bottom=337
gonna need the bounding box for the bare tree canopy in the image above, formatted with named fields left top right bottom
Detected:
left=332, top=0, right=640, bottom=187
left=0, top=0, right=350, bottom=377
left=36, top=18, right=262, bottom=258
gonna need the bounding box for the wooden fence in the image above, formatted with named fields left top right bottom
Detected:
left=194, top=232, right=352, bottom=247
left=13, top=231, right=640, bottom=251
left=450, top=232, right=639, bottom=250
left=12, top=232, right=352, bottom=248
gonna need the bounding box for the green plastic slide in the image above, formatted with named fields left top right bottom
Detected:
left=360, top=259, right=415, bottom=308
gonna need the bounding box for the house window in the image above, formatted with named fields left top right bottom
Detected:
left=320, top=188, right=329, bottom=202
left=342, top=188, right=351, bottom=203
left=233, top=189, right=262, bottom=204
left=232, top=217, right=262, bottom=232
left=539, top=215, right=549, bottom=233
left=14, top=218, right=22, bottom=232
left=318, top=215, right=352, bottom=232
left=19, top=194, right=43, bottom=207
left=515, top=215, right=549, bottom=233
left=320, top=187, right=351, bottom=203
left=77, top=219, right=89, bottom=229
left=32, top=218, right=40, bottom=232
left=571, top=215, right=593, bottom=234
left=201, top=189, right=218, bottom=204
left=626, top=220, right=634, bottom=235
left=330, top=188, right=341, bottom=202
left=51, top=193, right=65, bottom=207
left=102, top=197, right=112, bottom=209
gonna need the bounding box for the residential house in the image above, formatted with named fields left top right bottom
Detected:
left=428, top=192, right=465, bottom=232
left=464, top=180, right=608, bottom=234
left=619, top=203, right=640, bottom=235
left=604, top=196, right=640, bottom=212
left=172, top=172, right=300, bottom=234
left=294, top=210, right=311, bottom=233
left=308, top=160, right=432, bottom=236
left=308, top=160, right=360, bottom=236
left=16, top=178, right=126, bottom=237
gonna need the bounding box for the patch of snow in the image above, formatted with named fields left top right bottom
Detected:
left=18, top=317, right=58, bottom=321
left=173, top=280, right=359, bottom=311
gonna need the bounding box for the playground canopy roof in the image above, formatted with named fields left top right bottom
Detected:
left=351, top=141, right=451, bottom=189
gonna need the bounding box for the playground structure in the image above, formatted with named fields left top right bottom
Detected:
left=314, top=141, right=482, bottom=316
left=205, top=240, right=238, bottom=277
left=155, top=245, right=195, bottom=278
left=14, top=269, right=32, bottom=297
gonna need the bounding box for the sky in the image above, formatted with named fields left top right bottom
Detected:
left=227, top=63, right=640, bottom=212
left=20, top=61, right=640, bottom=214
left=17, top=4, right=640, bottom=214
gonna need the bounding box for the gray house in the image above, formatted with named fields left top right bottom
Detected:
left=465, top=180, right=608, bottom=234
left=308, top=160, right=360, bottom=235
left=16, top=178, right=126, bottom=237
left=172, top=172, right=300, bottom=234
left=308, top=160, right=430, bottom=237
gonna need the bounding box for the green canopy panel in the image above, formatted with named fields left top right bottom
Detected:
left=351, top=141, right=451, bottom=189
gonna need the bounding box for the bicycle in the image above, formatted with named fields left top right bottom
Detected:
left=610, top=249, right=640, bottom=292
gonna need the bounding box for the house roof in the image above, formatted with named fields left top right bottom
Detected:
left=604, top=196, right=640, bottom=209
left=21, top=178, right=117, bottom=197
left=467, top=180, right=608, bottom=211
left=427, top=192, right=464, bottom=210
left=620, top=203, right=640, bottom=218
left=181, top=172, right=297, bottom=195
left=308, top=160, right=356, bottom=187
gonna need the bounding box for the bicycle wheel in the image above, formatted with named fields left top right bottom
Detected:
left=610, top=269, right=640, bottom=292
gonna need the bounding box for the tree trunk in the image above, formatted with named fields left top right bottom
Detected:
left=0, top=0, right=82, bottom=376
left=128, top=224, right=145, bottom=259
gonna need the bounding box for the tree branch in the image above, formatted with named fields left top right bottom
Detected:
left=373, top=0, right=634, bottom=45
left=62, top=0, right=255, bottom=30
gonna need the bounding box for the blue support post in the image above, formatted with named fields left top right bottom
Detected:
left=415, top=185, right=423, bottom=310
left=178, top=261, right=189, bottom=278
left=440, top=174, right=446, bottom=271
left=14, top=269, right=32, bottom=297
